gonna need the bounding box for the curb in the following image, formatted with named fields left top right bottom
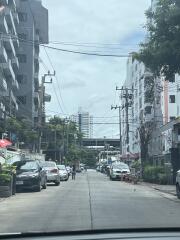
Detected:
left=153, top=187, right=176, bottom=196
left=139, top=182, right=176, bottom=196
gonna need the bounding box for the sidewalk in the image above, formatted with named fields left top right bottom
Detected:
left=139, top=181, right=176, bottom=196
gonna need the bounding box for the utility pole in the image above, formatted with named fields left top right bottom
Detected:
left=111, top=105, right=122, bottom=154
left=54, top=128, right=57, bottom=161
left=38, top=71, right=55, bottom=153
left=116, top=86, right=133, bottom=154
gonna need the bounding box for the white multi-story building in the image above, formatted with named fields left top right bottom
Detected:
left=121, top=0, right=180, bottom=160
left=71, top=109, right=93, bottom=138
left=161, top=74, right=180, bottom=124
left=121, top=56, right=163, bottom=159
left=122, top=56, right=180, bottom=160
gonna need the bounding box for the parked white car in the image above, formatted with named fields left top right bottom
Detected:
left=41, top=161, right=60, bottom=186
left=110, top=163, right=130, bottom=180
left=57, top=165, right=69, bottom=181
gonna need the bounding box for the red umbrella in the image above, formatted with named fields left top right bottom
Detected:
left=0, top=139, right=12, bottom=148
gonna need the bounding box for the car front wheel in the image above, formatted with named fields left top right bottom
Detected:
left=54, top=181, right=60, bottom=186
left=35, top=181, right=41, bottom=192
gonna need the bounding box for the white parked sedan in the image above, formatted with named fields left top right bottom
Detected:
left=110, top=163, right=130, bottom=180
left=41, top=161, right=60, bottom=186
left=57, top=165, right=69, bottom=181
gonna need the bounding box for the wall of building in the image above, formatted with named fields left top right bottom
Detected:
left=0, top=0, right=19, bottom=118
left=15, top=0, right=48, bottom=127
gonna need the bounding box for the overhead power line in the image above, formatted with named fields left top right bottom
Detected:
left=43, top=47, right=68, bottom=114
left=0, top=33, right=131, bottom=58
left=41, top=44, right=130, bottom=58
left=39, top=59, right=64, bottom=114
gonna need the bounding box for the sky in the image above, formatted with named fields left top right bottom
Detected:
left=40, top=0, right=151, bottom=138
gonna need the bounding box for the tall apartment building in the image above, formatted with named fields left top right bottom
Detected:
left=0, top=0, right=20, bottom=120
left=71, top=109, right=93, bottom=138
left=121, top=0, right=180, bottom=160
left=121, top=56, right=163, bottom=158
left=16, top=0, right=48, bottom=127
left=0, top=0, right=48, bottom=129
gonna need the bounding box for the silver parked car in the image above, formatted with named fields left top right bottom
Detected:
left=57, top=165, right=69, bottom=181
left=41, top=161, right=60, bottom=186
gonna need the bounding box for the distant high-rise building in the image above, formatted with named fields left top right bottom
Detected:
left=71, top=109, right=93, bottom=138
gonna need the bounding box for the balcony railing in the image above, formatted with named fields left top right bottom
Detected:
left=12, top=11, right=19, bottom=25
left=0, top=76, right=8, bottom=92
left=3, top=35, right=16, bottom=57
left=2, top=59, right=15, bottom=82
left=0, top=41, right=8, bottom=63
left=4, top=8, right=17, bottom=37
left=0, top=13, right=9, bottom=34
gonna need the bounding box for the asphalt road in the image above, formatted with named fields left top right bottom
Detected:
left=0, top=170, right=180, bottom=233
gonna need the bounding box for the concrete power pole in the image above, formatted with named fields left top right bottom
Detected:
left=116, top=86, right=133, bottom=154
left=111, top=105, right=122, bottom=154
left=38, top=71, right=55, bottom=153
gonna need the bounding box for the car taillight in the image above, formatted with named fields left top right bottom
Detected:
left=51, top=168, right=58, bottom=173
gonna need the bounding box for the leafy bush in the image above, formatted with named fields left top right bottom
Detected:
left=158, top=173, right=168, bottom=185
left=144, top=166, right=165, bottom=184
left=0, top=173, right=12, bottom=185
left=0, top=164, right=15, bottom=185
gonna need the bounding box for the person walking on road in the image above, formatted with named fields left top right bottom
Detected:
left=72, top=164, right=76, bottom=180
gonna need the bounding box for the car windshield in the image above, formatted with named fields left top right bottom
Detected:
left=113, top=164, right=129, bottom=170
left=17, top=161, right=38, bottom=171
left=42, top=162, right=56, bottom=167
left=57, top=165, right=66, bottom=170
left=1, top=0, right=180, bottom=235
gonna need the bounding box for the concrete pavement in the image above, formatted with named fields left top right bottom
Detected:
left=140, top=182, right=176, bottom=196
left=0, top=170, right=180, bottom=233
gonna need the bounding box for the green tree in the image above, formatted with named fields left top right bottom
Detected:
left=138, top=121, right=154, bottom=177
left=134, top=0, right=180, bottom=80
left=44, top=116, right=82, bottom=163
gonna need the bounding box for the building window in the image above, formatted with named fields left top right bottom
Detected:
left=17, top=74, right=27, bottom=84
left=145, top=106, right=152, bottom=114
left=169, top=95, right=175, bottom=103
left=18, top=12, right=27, bottom=22
left=18, top=33, right=27, bottom=40
left=17, top=54, right=27, bottom=63
left=17, top=96, right=27, bottom=105
left=170, top=116, right=176, bottom=121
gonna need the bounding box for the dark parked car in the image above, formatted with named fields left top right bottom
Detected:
left=14, top=160, right=47, bottom=192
